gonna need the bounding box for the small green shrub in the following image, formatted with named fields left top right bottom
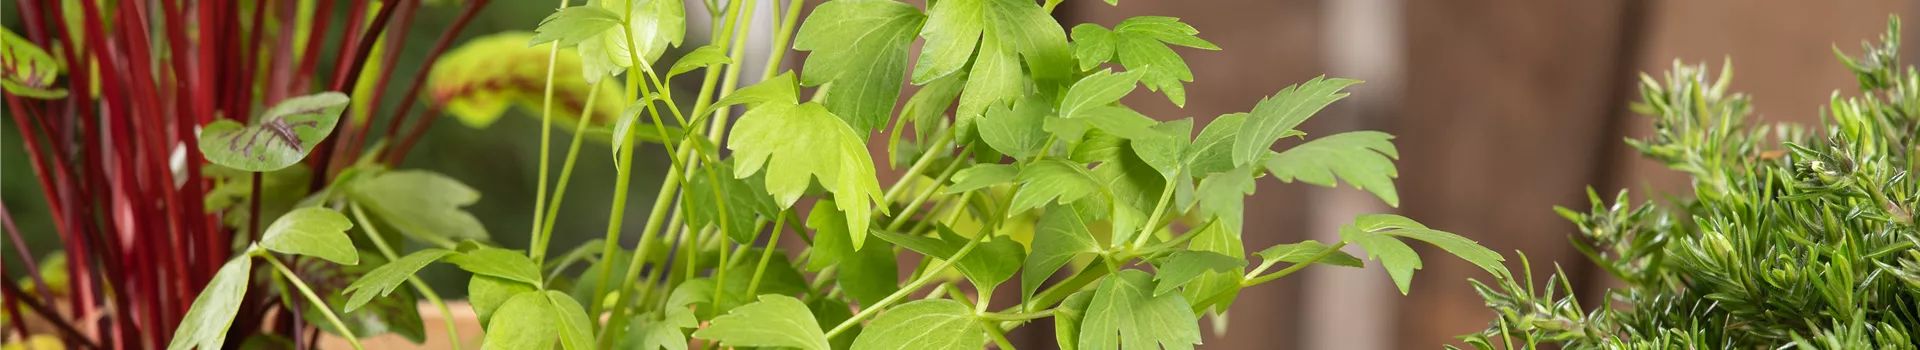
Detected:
left=1460, top=16, right=1920, bottom=350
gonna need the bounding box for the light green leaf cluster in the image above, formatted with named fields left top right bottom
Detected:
left=171, top=1, right=1505, bottom=350
left=723, top=74, right=888, bottom=249
left=1071, top=16, right=1219, bottom=106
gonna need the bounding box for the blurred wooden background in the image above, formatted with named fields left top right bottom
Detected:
left=1039, top=0, right=1912, bottom=348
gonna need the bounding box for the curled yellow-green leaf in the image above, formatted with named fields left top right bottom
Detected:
left=0, top=27, right=69, bottom=99
left=427, top=32, right=624, bottom=131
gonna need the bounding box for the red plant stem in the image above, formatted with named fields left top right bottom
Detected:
left=0, top=100, right=60, bottom=309
left=232, top=0, right=272, bottom=121
left=158, top=0, right=217, bottom=309
left=337, top=0, right=421, bottom=172
left=99, top=47, right=154, bottom=350
left=75, top=1, right=150, bottom=345
left=311, top=0, right=404, bottom=183
left=44, top=3, right=106, bottom=332
left=1, top=166, right=57, bottom=312
left=12, top=0, right=47, bottom=44
left=340, top=0, right=372, bottom=75
left=293, top=0, right=337, bottom=94
left=381, top=0, right=491, bottom=165
left=249, top=172, right=264, bottom=242
left=267, top=0, right=301, bottom=104
left=8, top=95, right=99, bottom=343
left=0, top=276, right=26, bottom=342
left=196, top=0, right=218, bottom=118
left=388, top=106, right=444, bottom=164
left=117, top=0, right=193, bottom=338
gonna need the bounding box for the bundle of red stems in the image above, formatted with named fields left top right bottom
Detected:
left=2, top=0, right=492, bottom=349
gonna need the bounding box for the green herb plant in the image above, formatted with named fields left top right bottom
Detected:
left=161, top=0, right=1507, bottom=349
left=1458, top=16, right=1920, bottom=350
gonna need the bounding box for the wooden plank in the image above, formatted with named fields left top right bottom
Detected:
left=1392, top=0, right=1636, bottom=348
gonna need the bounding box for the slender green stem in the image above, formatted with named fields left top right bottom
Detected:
left=618, top=2, right=683, bottom=168
left=708, top=227, right=732, bottom=314
left=807, top=265, right=839, bottom=296
left=980, top=309, right=1054, bottom=322
left=1242, top=241, right=1347, bottom=286
left=886, top=146, right=973, bottom=231
left=1127, top=181, right=1179, bottom=249
left=973, top=286, right=994, bottom=314
left=409, top=281, right=459, bottom=349
left=928, top=282, right=955, bottom=299
left=538, top=80, right=606, bottom=252
left=1186, top=241, right=1349, bottom=314
left=596, top=172, right=683, bottom=348
left=588, top=129, right=640, bottom=318
left=263, top=255, right=363, bottom=350
left=1136, top=219, right=1216, bottom=255
left=984, top=319, right=1019, bottom=350
left=759, top=0, right=804, bottom=81
left=745, top=212, right=788, bottom=297
left=654, top=214, right=694, bottom=310
left=993, top=262, right=1108, bottom=330
left=687, top=0, right=751, bottom=129
left=881, top=132, right=954, bottom=203
left=635, top=199, right=689, bottom=312
left=825, top=230, right=992, bottom=338
left=943, top=285, right=1017, bottom=350
left=350, top=203, right=462, bottom=350
left=528, top=0, right=576, bottom=269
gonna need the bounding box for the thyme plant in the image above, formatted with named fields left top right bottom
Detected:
left=1459, top=16, right=1920, bottom=350
left=143, top=0, right=1504, bottom=349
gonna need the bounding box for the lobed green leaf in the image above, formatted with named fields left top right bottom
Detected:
left=1232, top=77, right=1360, bottom=168
left=692, top=294, right=831, bottom=350
left=850, top=299, right=984, bottom=350
left=259, top=207, right=359, bottom=265
left=1264, top=131, right=1401, bottom=207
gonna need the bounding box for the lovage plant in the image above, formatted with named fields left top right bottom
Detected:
left=133, top=0, right=1501, bottom=350
left=1460, top=17, right=1920, bottom=350
left=401, top=0, right=1505, bottom=348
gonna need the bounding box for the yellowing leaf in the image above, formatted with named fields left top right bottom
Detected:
left=428, top=32, right=624, bottom=131
left=0, top=27, right=68, bottom=99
